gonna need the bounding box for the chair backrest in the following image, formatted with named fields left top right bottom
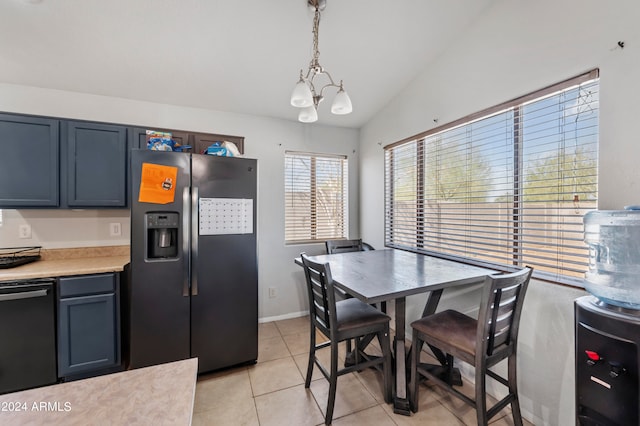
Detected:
left=325, top=239, right=363, bottom=254
left=361, top=242, right=375, bottom=251
left=477, top=267, right=533, bottom=358
left=300, top=253, right=337, bottom=334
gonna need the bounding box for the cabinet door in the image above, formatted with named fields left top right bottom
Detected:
left=193, top=132, right=244, bottom=155
left=129, top=127, right=147, bottom=150
left=0, top=114, right=59, bottom=207
left=66, top=121, right=127, bottom=207
left=130, top=127, right=191, bottom=150
left=58, top=292, right=119, bottom=377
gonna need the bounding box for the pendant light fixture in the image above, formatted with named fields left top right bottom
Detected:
left=290, top=0, right=352, bottom=123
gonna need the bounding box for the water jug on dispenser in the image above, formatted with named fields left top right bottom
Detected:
left=583, top=207, right=640, bottom=309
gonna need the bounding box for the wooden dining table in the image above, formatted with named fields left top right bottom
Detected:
left=296, top=248, right=496, bottom=415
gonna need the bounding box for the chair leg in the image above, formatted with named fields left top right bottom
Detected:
left=410, top=330, right=421, bottom=412
left=305, top=324, right=316, bottom=388
left=378, top=329, right=392, bottom=403
left=475, top=361, right=488, bottom=426
left=325, top=341, right=339, bottom=425
left=508, top=353, right=523, bottom=426
left=445, top=353, right=454, bottom=384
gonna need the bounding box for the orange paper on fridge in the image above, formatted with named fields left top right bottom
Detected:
left=138, top=162, right=178, bottom=204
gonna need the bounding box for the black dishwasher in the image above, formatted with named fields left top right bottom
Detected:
left=0, top=278, right=57, bottom=394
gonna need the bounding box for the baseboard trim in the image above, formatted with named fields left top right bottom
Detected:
left=259, top=310, right=309, bottom=323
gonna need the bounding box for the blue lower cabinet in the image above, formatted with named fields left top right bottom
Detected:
left=57, top=273, right=121, bottom=379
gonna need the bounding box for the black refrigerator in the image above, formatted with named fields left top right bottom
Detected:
left=125, top=149, right=257, bottom=374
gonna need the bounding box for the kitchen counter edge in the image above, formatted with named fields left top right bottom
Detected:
left=0, top=255, right=130, bottom=282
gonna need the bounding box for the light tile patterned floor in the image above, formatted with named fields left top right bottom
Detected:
left=192, top=316, right=534, bottom=426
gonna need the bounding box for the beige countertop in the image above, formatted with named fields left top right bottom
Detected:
left=0, top=246, right=129, bottom=282
left=0, top=358, right=198, bottom=426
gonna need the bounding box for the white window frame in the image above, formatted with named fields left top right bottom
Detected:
left=285, top=151, right=349, bottom=244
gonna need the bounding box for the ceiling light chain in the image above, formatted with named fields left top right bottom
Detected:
left=310, top=5, right=321, bottom=70
left=290, top=0, right=352, bottom=123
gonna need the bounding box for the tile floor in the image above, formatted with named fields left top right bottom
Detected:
left=192, top=316, right=534, bottom=426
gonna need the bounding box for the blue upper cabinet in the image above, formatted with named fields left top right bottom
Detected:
left=65, top=121, right=128, bottom=207
left=0, top=114, right=60, bottom=207
left=0, top=113, right=243, bottom=209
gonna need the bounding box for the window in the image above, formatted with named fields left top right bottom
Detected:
left=285, top=151, right=348, bottom=243
left=385, top=70, right=599, bottom=285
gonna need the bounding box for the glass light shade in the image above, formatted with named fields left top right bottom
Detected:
left=331, top=88, right=352, bottom=115
left=290, top=80, right=313, bottom=108
left=298, top=106, right=318, bottom=123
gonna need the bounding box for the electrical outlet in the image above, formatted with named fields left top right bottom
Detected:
left=268, top=287, right=277, bottom=298
left=19, top=224, right=32, bottom=239
left=109, top=222, right=122, bottom=237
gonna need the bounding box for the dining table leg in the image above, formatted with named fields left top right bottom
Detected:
left=393, top=296, right=411, bottom=415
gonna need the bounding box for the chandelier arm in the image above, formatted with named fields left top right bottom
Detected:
left=318, top=69, right=338, bottom=88
left=317, top=83, right=340, bottom=101
left=307, top=78, right=318, bottom=99
left=303, top=67, right=316, bottom=82
left=305, top=73, right=340, bottom=102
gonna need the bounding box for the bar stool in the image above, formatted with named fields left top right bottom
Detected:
left=324, top=239, right=386, bottom=358
left=325, top=239, right=363, bottom=254
left=324, top=239, right=386, bottom=313
left=300, top=253, right=392, bottom=425
left=410, top=267, right=533, bottom=426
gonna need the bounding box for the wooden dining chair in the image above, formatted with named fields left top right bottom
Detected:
left=324, top=239, right=386, bottom=359
left=410, top=267, right=533, bottom=426
left=361, top=242, right=375, bottom=251
left=300, top=253, right=392, bottom=425
left=324, top=239, right=362, bottom=303
left=325, top=239, right=364, bottom=254
left=324, top=239, right=386, bottom=313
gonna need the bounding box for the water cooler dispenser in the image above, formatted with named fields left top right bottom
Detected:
left=146, top=212, right=179, bottom=259
left=576, top=208, right=640, bottom=425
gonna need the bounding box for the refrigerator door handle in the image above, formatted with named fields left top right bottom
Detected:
left=191, top=185, right=199, bottom=296
left=182, top=186, right=191, bottom=297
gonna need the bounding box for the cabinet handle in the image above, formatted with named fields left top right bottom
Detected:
left=0, top=289, right=48, bottom=302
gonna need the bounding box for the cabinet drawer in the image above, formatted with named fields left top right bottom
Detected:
left=59, top=273, right=116, bottom=298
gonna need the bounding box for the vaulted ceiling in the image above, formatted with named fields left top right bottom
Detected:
left=0, top=0, right=497, bottom=128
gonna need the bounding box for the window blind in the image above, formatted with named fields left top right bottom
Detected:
left=385, top=71, right=599, bottom=285
left=285, top=151, right=348, bottom=243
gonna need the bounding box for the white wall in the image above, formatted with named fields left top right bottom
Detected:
left=359, top=0, right=639, bottom=424
left=0, top=83, right=359, bottom=320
